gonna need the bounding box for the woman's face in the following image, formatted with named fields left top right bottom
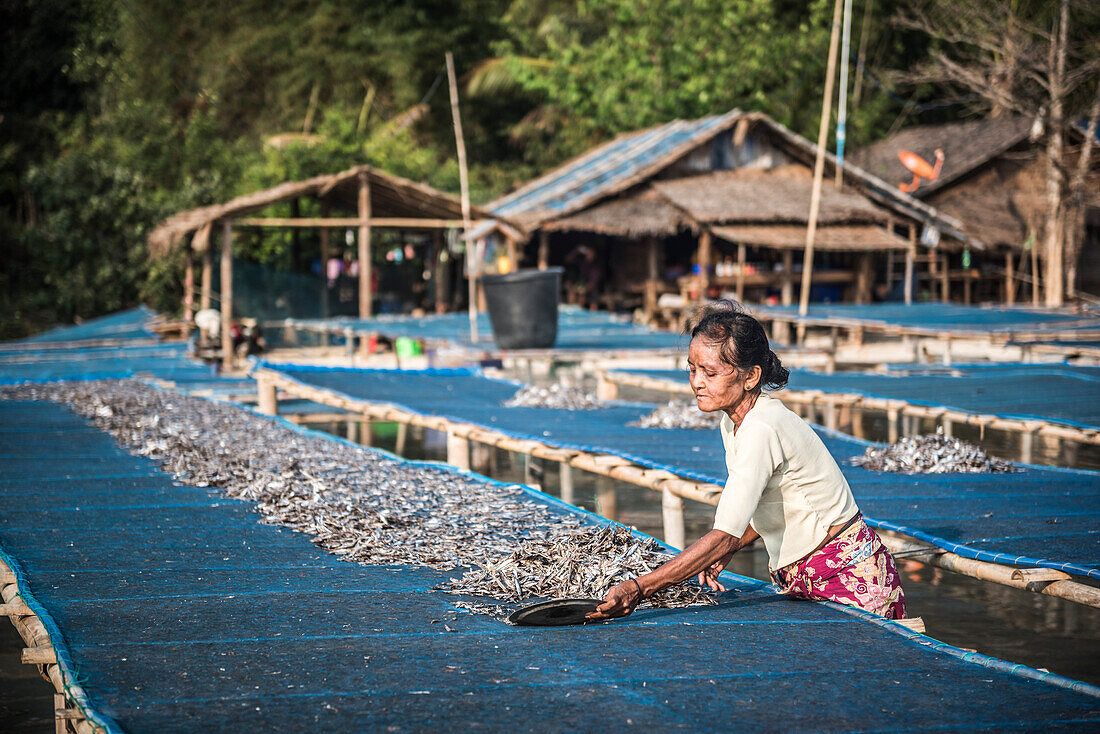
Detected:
left=687, top=336, right=759, bottom=414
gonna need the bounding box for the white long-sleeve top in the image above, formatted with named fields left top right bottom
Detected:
left=712, top=394, right=858, bottom=571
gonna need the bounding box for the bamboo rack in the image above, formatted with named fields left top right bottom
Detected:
left=597, top=369, right=1100, bottom=450
left=253, top=367, right=1100, bottom=608
left=1, top=559, right=104, bottom=734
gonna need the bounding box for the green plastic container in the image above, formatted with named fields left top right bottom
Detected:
left=395, top=337, right=423, bottom=359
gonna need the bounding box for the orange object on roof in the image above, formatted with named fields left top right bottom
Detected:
left=898, top=148, right=944, bottom=192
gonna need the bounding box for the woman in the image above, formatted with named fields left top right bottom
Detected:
left=588, top=301, right=906, bottom=621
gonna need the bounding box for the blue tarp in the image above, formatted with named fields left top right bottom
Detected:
left=258, top=364, right=1100, bottom=581
left=287, top=306, right=689, bottom=352
left=1, top=400, right=1097, bottom=732
left=621, top=364, right=1100, bottom=432
left=751, top=303, right=1099, bottom=335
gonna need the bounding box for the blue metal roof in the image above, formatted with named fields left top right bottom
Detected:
left=490, top=111, right=744, bottom=224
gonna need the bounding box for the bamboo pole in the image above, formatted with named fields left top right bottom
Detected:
left=358, top=172, right=373, bottom=318
left=1005, top=251, right=1016, bottom=305
left=881, top=534, right=1100, bottom=608
left=834, top=0, right=853, bottom=186
left=538, top=231, right=549, bottom=270
left=183, top=245, right=194, bottom=322
left=320, top=203, right=331, bottom=320
left=798, top=0, right=844, bottom=325
left=220, top=220, right=234, bottom=372
left=735, top=242, right=746, bottom=302
left=905, top=226, right=916, bottom=305
left=446, top=52, right=476, bottom=341
left=197, top=222, right=213, bottom=311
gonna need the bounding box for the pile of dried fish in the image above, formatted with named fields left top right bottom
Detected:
left=440, top=524, right=715, bottom=610
left=0, top=380, right=582, bottom=569
left=630, top=400, right=721, bottom=430
left=852, top=428, right=1019, bottom=474
left=504, top=381, right=602, bottom=410
left=1, top=380, right=718, bottom=618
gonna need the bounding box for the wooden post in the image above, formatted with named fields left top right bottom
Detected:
left=200, top=227, right=213, bottom=311
left=1030, top=239, right=1040, bottom=305
left=855, top=252, right=873, bottom=304
left=505, top=234, right=518, bottom=271
left=357, top=171, right=373, bottom=318
left=433, top=230, right=448, bottom=314
left=647, top=237, right=660, bottom=280
left=596, top=373, right=619, bottom=401
left=939, top=254, right=949, bottom=302
left=1004, top=250, right=1016, bottom=305
left=735, top=242, right=746, bottom=301
left=320, top=203, right=331, bottom=319
left=781, top=250, right=794, bottom=305
left=662, top=487, right=686, bottom=550
left=183, top=245, right=194, bottom=321
left=696, top=230, right=712, bottom=299
left=942, top=416, right=953, bottom=438
left=447, top=430, right=470, bottom=471
left=360, top=421, right=374, bottom=448
left=538, top=231, right=549, bottom=270
left=446, top=52, right=476, bottom=340
left=395, top=422, right=408, bottom=455
left=346, top=420, right=358, bottom=443
left=799, top=0, right=843, bottom=320
left=596, top=479, right=617, bottom=521
left=472, top=441, right=493, bottom=474
left=963, top=269, right=972, bottom=304
left=524, top=454, right=543, bottom=490
left=220, top=220, right=234, bottom=372
left=257, top=374, right=278, bottom=415
left=560, top=462, right=574, bottom=505
left=887, top=406, right=900, bottom=444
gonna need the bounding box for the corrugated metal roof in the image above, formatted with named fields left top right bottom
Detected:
left=490, top=110, right=745, bottom=227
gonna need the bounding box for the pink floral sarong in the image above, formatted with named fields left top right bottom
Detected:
left=771, top=515, right=907, bottom=619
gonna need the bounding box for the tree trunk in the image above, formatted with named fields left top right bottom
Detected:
left=1042, top=0, right=1068, bottom=307
left=1063, top=87, right=1100, bottom=300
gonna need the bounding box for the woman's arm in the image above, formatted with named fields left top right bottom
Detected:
left=697, top=524, right=759, bottom=591
left=587, top=529, right=740, bottom=620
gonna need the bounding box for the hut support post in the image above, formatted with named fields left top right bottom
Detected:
left=505, top=234, right=518, bottom=270
left=735, top=243, right=746, bottom=301
left=433, top=230, right=447, bottom=314
left=220, top=221, right=234, bottom=372
left=447, top=430, right=470, bottom=471
left=257, top=374, right=278, bottom=415
left=538, top=231, right=549, bottom=270
left=1005, top=251, right=1016, bottom=305
left=320, top=204, right=331, bottom=321
left=887, top=407, right=900, bottom=444
left=662, top=488, right=686, bottom=550
left=358, top=172, right=373, bottom=318
left=696, top=230, right=712, bottom=299
left=904, top=228, right=916, bottom=305
left=940, top=255, right=949, bottom=302
left=182, top=246, right=194, bottom=322
left=855, top=252, right=873, bottom=304
left=799, top=0, right=843, bottom=331
left=560, top=462, right=574, bottom=505
left=200, top=235, right=213, bottom=310
left=774, top=250, right=794, bottom=343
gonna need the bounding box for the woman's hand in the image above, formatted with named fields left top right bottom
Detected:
left=586, top=579, right=644, bottom=621
left=697, top=553, right=732, bottom=592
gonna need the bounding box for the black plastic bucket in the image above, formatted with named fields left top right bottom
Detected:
left=480, top=267, right=563, bottom=350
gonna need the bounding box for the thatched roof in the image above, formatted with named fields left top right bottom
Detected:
left=541, top=188, right=692, bottom=237
left=489, top=109, right=980, bottom=248
left=651, top=168, right=886, bottom=226
left=148, top=164, right=496, bottom=258
left=712, top=224, right=909, bottom=251
left=849, top=116, right=1035, bottom=198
